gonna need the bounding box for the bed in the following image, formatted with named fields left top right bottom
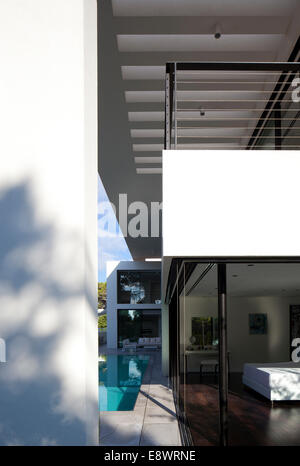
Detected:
left=243, top=362, right=300, bottom=401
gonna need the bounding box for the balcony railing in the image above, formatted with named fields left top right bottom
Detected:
left=164, top=62, right=300, bottom=151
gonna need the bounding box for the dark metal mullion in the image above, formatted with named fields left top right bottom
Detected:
left=168, top=63, right=175, bottom=149
left=186, top=263, right=214, bottom=296
left=247, top=39, right=300, bottom=149
left=248, top=73, right=292, bottom=149
left=218, top=263, right=228, bottom=447
left=275, top=103, right=282, bottom=150
left=164, top=66, right=170, bottom=150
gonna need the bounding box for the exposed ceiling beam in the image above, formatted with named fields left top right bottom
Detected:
left=113, top=16, right=289, bottom=35
left=124, top=81, right=276, bottom=92
left=128, top=121, right=164, bottom=129
left=126, top=102, right=165, bottom=111
left=117, top=34, right=283, bottom=53
left=112, top=0, right=298, bottom=18
left=134, top=156, right=162, bottom=164
left=124, top=81, right=164, bottom=91
left=118, top=51, right=277, bottom=65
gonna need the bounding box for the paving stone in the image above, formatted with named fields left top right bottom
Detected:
left=140, top=423, right=181, bottom=446
left=100, top=422, right=143, bottom=446
left=144, top=407, right=178, bottom=424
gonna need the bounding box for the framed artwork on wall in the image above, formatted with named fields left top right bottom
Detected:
left=249, top=313, right=267, bottom=335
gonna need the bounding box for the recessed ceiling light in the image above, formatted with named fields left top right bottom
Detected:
left=214, top=24, right=222, bottom=40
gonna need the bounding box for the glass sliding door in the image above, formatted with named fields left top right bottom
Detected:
left=178, top=263, right=220, bottom=446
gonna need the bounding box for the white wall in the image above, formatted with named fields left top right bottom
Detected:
left=182, top=295, right=296, bottom=372
left=106, top=261, right=161, bottom=349
left=163, top=150, right=300, bottom=257
left=0, top=0, right=98, bottom=445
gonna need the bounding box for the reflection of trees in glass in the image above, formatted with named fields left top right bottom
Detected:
left=118, top=271, right=161, bottom=304
left=119, top=272, right=145, bottom=303
left=192, top=317, right=218, bottom=346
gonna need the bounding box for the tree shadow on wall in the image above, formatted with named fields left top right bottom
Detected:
left=0, top=181, right=97, bottom=446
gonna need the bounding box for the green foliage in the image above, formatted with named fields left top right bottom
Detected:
left=98, top=282, right=107, bottom=309
left=98, top=314, right=107, bottom=329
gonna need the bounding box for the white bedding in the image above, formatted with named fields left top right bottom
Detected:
left=243, top=362, right=300, bottom=401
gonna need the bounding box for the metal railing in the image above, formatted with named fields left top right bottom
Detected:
left=164, top=62, right=300, bottom=151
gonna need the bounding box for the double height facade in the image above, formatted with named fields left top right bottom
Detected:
left=106, top=261, right=162, bottom=349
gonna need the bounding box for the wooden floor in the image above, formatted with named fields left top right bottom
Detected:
left=184, top=373, right=300, bottom=446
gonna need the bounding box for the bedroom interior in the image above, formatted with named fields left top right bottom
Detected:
left=176, top=262, right=300, bottom=446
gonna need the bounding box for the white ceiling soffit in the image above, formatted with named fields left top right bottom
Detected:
left=112, top=0, right=297, bottom=17
left=117, top=34, right=284, bottom=53
left=126, top=89, right=273, bottom=103
left=131, top=128, right=250, bottom=138
left=123, top=67, right=281, bottom=82
left=131, top=129, right=164, bottom=138
left=176, top=71, right=283, bottom=82
left=133, top=144, right=164, bottom=152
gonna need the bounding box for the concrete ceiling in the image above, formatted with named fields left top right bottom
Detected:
left=98, top=0, right=300, bottom=260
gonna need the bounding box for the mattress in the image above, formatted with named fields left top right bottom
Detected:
left=243, top=362, right=300, bottom=401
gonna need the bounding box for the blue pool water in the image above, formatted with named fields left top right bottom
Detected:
left=99, top=354, right=149, bottom=411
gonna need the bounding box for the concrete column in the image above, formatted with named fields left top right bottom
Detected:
left=0, top=0, right=98, bottom=445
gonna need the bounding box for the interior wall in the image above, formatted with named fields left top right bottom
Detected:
left=0, top=0, right=98, bottom=445
left=182, top=295, right=297, bottom=372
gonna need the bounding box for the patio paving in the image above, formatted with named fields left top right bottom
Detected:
left=99, top=348, right=181, bottom=446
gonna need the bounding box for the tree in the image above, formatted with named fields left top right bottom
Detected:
left=98, top=314, right=107, bottom=329
left=98, top=282, right=107, bottom=309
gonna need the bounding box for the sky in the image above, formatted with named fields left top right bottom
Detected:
left=98, top=174, right=132, bottom=282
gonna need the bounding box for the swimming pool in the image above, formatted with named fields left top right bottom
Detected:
left=99, top=354, right=149, bottom=411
